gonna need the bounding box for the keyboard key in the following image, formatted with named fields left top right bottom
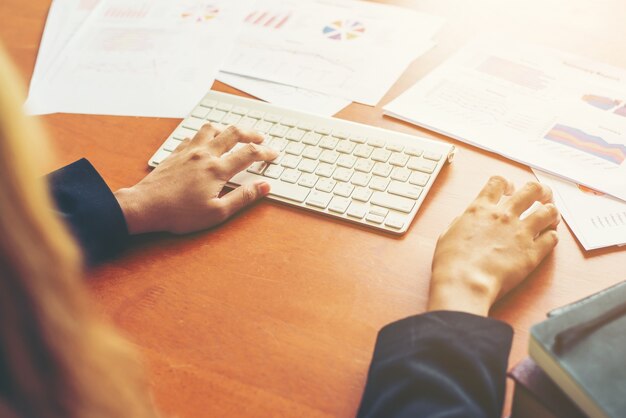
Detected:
left=354, top=144, right=374, bottom=158
left=269, top=138, right=288, bottom=151
left=255, top=120, right=274, bottom=133
left=320, top=150, right=339, bottom=164
left=302, top=132, right=322, bottom=145
left=370, top=176, right=390, bottom=191
left=316, top=178, right=336, bottom=193
left=281, top=117, right=298, bottom=127
left=333, top=183, right=354, bottom=197
left=409, top=172, right=430, bottom=187
left=347, top=203, right=367, bottom=219
left=351, top=173, right=371, bottom=187
left=316, top=163, right=335, bottom=178
left=371, top=149, right=391, bottom=162
left=385, top=217, right=405, bottom=230
left=372, top=163, right=393, bottom=177
left=270, top=125, right=289, bottom=137
left=232, top=106, right=249, bottom=115
left=336, top=155, right=357, bottom=168
left=191, top=106, right=210, bottom=118
left=390, top=167, right=411, bottom=182
left=405, top=146, right=423, bottom=157
left=281, top=169, right=301, bottom=184
left=248, top=110, right=264, bottom=119
left=298, top=121, right=315, bottom=131
left=388, top=181, right=423, bottom=200
left=163, top=138, right=182, bottom=152
left=239, top=117, right=257, bottom=129
left=302, top=146, right=322, bottom=160
left=264, top=113, right=281, bottom=122
left=298, top=159, right=318, bottom=173
left=349, top=135, right=367, bottom=144
left=183, top=118, right=206, bottom=131
left=315, top=126, right=332, bottom=135
left=368, top=138, right=386, bottom=148
left=264, top=164, right=284, bottom=179
left=285, top=142, right=305, bottom=155
left=200, top=98, right=217, bottom=108
left=334, top=130, right=349, bottom=139
left=247, top=161, right=268, bottom=175
left=223, top=114, right=241, bottom=125
left=319, top=136, right=339, bottom=149
left=328, top=196, right=351, bottom=214
left=369, top=206, right=389, bottom=217
left=389, top=153, right=409, bottom=167
left=216, top=103, right=232, bottom=111
left=307, top=190, right=333, bottom=208
left=386, top=143, right=404, bottom=152
left=412, top=159, right=438, bottom=174
left=286, top=128, right=305, bottom=141
left=354, top=159, right=374, bottom=173
left=281, top=155, right=301, bottom=168
left=152, top=149, right=171, bottom=165
left=298, top=173, right=318, bottom=188
left=267, top=179, right=310, bottom=203
left=172, top=127, right=196, bottom=140
left=336, top=140, right=356, bottom=154
left=352, top=187, right=372, bottom=202
left=207, top=110, right=227, bottom=123
left=366, top=213, right=385, bottom=224
left=333, top=167, right=353, bottom=183
left=370, top=192, right=416, bottom=213
left=423, top=151, right=442, bottom=161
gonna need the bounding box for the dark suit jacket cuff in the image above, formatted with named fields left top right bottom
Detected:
left=48, top=158, right=129, bottom=265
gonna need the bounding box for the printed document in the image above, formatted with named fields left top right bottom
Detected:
left=27, top=0, right=251, bottom=117
left=534, top=170, right=626, bottom=250
left=217, top=72, right=350, bottom=116
left=221, top=0, right=442, bottom=105
left=384, top=38, right=626, bottom=201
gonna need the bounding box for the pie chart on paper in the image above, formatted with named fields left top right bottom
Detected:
left=323, top=20, right=366, bottom=41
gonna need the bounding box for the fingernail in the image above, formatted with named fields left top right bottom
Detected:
left=255, top=181, right=271, bottom=196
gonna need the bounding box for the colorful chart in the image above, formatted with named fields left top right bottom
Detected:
left=477, top=56, right=549, bottom=90
left=322, top=20, right=365, bottom=41
left=582, top=94, right=621, bottom=111
left=615, top=105, right=626, bottom=118
left=181, top=5, right=219, bottom=22
left=545, top=124, right=626, bottom=164
left=245, top=10, right=291, bottom=29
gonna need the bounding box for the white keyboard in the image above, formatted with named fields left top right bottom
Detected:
left=149, top=91, right=455, bottom=234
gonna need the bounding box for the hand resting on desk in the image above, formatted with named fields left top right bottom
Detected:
left=428, top=176, right=560, bottom=316
left=114, top=123, right=278, bottom=234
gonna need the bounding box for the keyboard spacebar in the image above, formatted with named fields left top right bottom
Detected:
left=229, top=172, right=310, bottom=203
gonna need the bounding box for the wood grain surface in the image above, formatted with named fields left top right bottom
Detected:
left=1, top=0, right=625, bottom=416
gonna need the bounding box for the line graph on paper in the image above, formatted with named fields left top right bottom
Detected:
left=544, top=124, right=626, bottom=165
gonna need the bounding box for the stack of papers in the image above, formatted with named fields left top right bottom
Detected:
left=27, top=0, right=444, bottom=118
left=384, top=38, right=626, bottom=249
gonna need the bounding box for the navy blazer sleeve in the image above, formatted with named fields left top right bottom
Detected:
left=357, top=311, right=513, bottom=418
left=47, top=159, right=129, bottom=265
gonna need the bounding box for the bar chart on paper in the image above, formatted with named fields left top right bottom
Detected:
left=245, top=9, right=291, bottom=29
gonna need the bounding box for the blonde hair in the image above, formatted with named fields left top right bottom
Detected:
left=0, top=43, right=159, bottom=418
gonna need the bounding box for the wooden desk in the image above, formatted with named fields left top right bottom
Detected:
left=2, top=0, right=625, bottom=416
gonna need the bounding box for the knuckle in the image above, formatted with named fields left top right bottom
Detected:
left=243, top=143, right=261, bottom=157
left=241, top=186, right=256, bottom=204
left=489, top=175, right=507, bottom=186
left=225, top=125, right=242, bottom=137
left=524, top=181, right=542, bottom=195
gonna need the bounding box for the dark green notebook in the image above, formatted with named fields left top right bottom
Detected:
left=529, top=280, right=626, bottom=418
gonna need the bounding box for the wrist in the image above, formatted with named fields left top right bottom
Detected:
left=427, top=270, right=499, bottom=316
left=114, top=186, right=158, bottom=235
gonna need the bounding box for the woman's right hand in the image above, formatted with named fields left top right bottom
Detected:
left=428, top=176, right=561, bottom=316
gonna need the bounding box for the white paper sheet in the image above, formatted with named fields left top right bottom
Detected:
left=384, top=38, right=626, bottom=202
left=533, top=169, right=626, bottom=250
left=217, top=72, right=350, bottom=117
left=221, top=0, right=443, bottom=105
left=27, top=0, right=251, bottom=118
